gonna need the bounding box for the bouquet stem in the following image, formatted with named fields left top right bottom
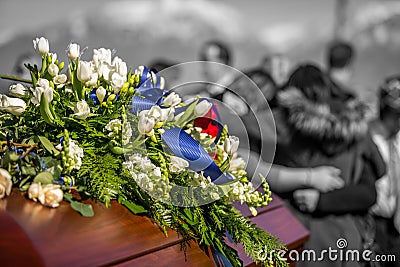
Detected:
left=0, top=75, right=32, bottom=84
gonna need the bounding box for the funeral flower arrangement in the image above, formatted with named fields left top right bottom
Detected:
left=0, top=37, right=287, bottom=267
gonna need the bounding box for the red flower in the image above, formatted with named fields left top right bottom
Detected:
left=193, top=104, right=220, bottom=138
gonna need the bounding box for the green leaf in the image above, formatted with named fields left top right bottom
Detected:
left=175, top=99, right=198, bottom=127
left=33, top=171, right=53, bottom=184
left=70, top=201, right=94, bottom=217
left=120, top=199, right=147, bottom=214
left=38, top=136, right=59, bottom=156
left=21, top=166, right=37, bottom=176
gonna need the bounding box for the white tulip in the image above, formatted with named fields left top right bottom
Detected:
left=33, top=37, right=49, bottom=56
left=0, top=168, right=12, bottom=199
left=0, top=94, right=27, bottom=116
left=112, top=56, right=128, bottom=77
left=53, top=74, right=68, bottom=85
left=68, top=43, right=80, bottom=61
left=38, top=184, right=64, bottom=208
left=30, top=87, right=44, bottom=106
left=37, top=78, right=50, bottom=89
left=138, top=111, right=156, bottom=135
left=224, top=136, right=240, bottom=156
left=77, top=61, right=92, bottom=82
left=9, top=84, right=29, bottom=97
left=96, top=86, right=107, bottom=103
left=194, top=100, right=212, bottom=117
left=163, top=92, right=181, bottom=107
left=48, top=63, right=59, bottom=77
left=93, top=48, right=112, bottom=67
left=110, top=72, right=126, bottom=93
left=73, top=100, right=90, bottom=119
left=169, top=156, right=189, bottom=173
left=44, top=87, right=53, bottom=102
left=148, top=105, right=162, bottom=120
left=160, top=107, right=175, bottom=122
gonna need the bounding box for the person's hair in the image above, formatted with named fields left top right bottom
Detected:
left=285, top=63, right=331, bottom=103
left=379, top=75, right=400, bottom=120
left=245, top=69, right=277, bottom=100
left=327, top=40, right=354, bottom=69
left=199, top=40, right=231, bottom=65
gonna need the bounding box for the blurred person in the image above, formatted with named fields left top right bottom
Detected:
left=259, top=53, right=291, bottom=88
left=369, top=76, right=400, bottom=267
left=326, top=40, right=357, bottom=100
left=272, top=64, right=385, bottom=267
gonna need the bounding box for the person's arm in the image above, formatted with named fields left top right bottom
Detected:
left=315, top=161, right=377, bottom=215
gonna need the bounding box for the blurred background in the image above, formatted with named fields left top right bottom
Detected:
left=1, top=0, right=400, bottom=104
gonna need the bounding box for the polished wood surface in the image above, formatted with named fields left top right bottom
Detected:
left=0, top=189, right=309, bottom=267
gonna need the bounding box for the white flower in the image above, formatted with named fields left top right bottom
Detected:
left=33, top=37, right=49, bottom=56
left=68, top=140, right=84, bottom=170
left=148, top=106, right=162, bottom=120
left=112, top=56, right=128, bottom=77
left=224, top=136, right=239, bottom=156
left=49, top=53, right=57, bottom=63
left=194, top=100, right=212, bottom=117
left=30, top=87, right=44, bottom=106
left=229, top=157, right=246, bottom=172
left=138, top=111, right=156, bottom=135
left=110, top=72, right=126, bottom=93
left=9, top=84, right=29, bottom=97
left=160, top=107, right=175, bottom=122
left=122, top=122, right=132, bottom=145
left=38, top=184, right=64, bottom=208
left=37, top=78, right=50, bottom=89
left=96, top=86, right=107, bottom=103
left=53, top=74, right=68, bottom=85
left=68, top=43, right=80, bottom=61
left=163, top=92, right=181, bottom=107
left=0, top=168, right=12, bottom=199
left=86, top=72, right=98, bottom=87
left=77, top=61, right=92, bottom=82
left=105, top=119, right=122, bottom=135
left=169, top=156, right=189, bottom=173
left=153, top=167, right=162, bottom=178
left=92, top=48, right=112, bottom=80
left=28, top=183, right=42, bottom=202
left=0, top=94, right=27, bottom=116
left=73, top=100, right=90, bottom=119
left=48, top=63, right=59, bottom=77
left=249, top=206, right=258, bottom=217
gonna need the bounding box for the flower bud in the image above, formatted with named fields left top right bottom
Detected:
left=44, top=87, right=54, bottom=102
left=68, top=43, right=80, bottom=61
left=138, top=111, right=156, bottom=135
left=77, top=61, right=92, bottom=83
left=9, top=84, right=29, bottom=97
left=0, top=168, right=12, bottom=199
left=48, top=63, right=59, bottom=77
left=33, top=37, right=49, bottom=56
left=96, top=86, right=107, bottom=103
left=194, top=100, right=212, bottom=117
left=0, top=94, right=27, bottom=116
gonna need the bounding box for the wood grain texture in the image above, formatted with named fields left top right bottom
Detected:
left=0, top=189, right=309, bottom=267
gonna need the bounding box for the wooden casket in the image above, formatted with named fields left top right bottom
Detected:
left=0, top=189, right=309, bottom=267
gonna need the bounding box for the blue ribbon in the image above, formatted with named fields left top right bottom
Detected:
left=130, top=70, right=232, bottom=185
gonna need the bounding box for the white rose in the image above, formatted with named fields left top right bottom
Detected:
left=33, top=37, right=49, bottom=56
left=96, top=86, right=107, bottom=103
left=68, top=43, right=80, bottom=61
left=224, top=136, right=239, bottom=156
left=0, top=168, right=12, bottom=199
left=28, top=183, right=43, bottom=202
left=9, top=84, right=29, bottom=97
left=112, top=56, right=128, bottom=77
left=53, top=74, right=68, bottom=85
left=138, top=111, right=156, bottom=135
left=48, top=63, right=59, bottom=77
left=0, top=94, right=27, bottom=116
left=30, top=87, right=44, bottom=106
left=73, top=100, right=90, bottom=119
left=194, top=100, right=212, bottom=117
left=38, top=184, right=63, bottom=208
left=163, top=92, right=181, bottom=107
left=77, top=61, right=92, bottom=83
left=169, top=156, right=189, bottom=173
left=110, top=72, right=126, bottom=94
